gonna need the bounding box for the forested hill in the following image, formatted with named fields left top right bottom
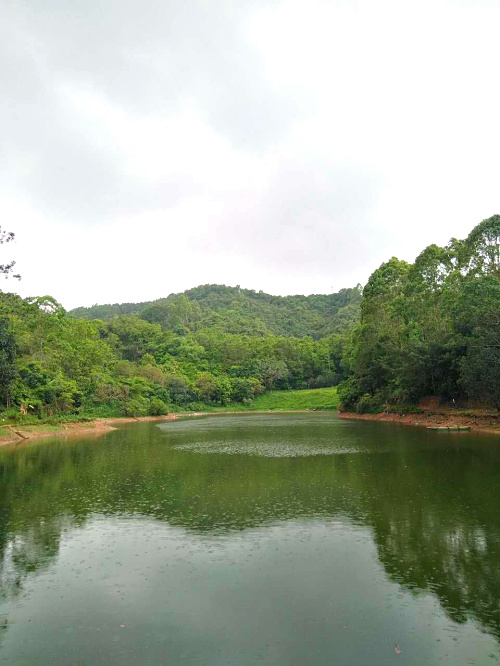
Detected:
left=69, top=284, right=363, bottom=339
left=0, top=284, right=361, bottom=422
left=1, top=216, right=497, bottom=423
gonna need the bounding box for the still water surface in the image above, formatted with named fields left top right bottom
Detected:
left=0, top=413, right=499, bottom=664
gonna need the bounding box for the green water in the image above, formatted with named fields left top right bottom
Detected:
left=0, top=413, right=499, bottom=665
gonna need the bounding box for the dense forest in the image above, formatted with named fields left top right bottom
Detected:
left=0, top=284, right=361, bottom=420
left=0, top=215, right=498, bottom=422
left=339, top=214, right=500, bottom=412
left=69, top=284, right=362, bottom=339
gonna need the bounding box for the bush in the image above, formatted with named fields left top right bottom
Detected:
left=93, top=383, right=130, bottom=402
left=229, top=377, right=263, bottom=402
left=337, top=379, right=362, bottom=411
left=148, top=398, right=169, bottom=416
left=355, top=393, right=384, bottom=414
left=122, top=397, right=149, bottom=417
left=163, top=374, right=196, bottom=405
left=1, top=407, right=25, bottom=423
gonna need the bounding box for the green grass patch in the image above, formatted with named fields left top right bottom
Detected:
left=0, top=412, right=95, bottom=427
left=0, top=388, right=339, bottom=429
left=206, top=387, right=339, bottom=412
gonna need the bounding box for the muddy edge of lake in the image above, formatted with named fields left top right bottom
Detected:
left=0, top=411, right=316, bottom=447
left=338, top=409, right=500, bottom=435
left=1, top=407, right=499, bottom=448
left=0, top=415, right=177, bottom=448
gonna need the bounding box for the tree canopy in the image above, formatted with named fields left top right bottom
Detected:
left=1, top=215, right=498, bottom=421
left=70, top=284, right=362, bottom=339
left=0, top=227, right=20, bottom=280
left=0, top=285, right=359, bottom=419
left=339, top=215, right=500, bottom=412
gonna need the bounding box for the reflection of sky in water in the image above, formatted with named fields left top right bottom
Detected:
left=0, top=413, right=499, bottom=664
left=2, top=517, right=500, bottom=665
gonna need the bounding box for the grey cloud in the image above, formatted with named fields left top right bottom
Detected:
left=195, top=155, right=383, bottom=276
left=1, top=0, right=299, bottom=223
left=5, top=0, right=295, bottom=139
left=5, top=0, right=496, bottom=308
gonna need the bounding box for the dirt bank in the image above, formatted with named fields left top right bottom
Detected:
left=0, top=414, right=177, bottom=448
left=0, top=411, right=330, bottom=448
left=338, top=408, right=500, bottom=435
left=4, top=407, right=497, bottom=449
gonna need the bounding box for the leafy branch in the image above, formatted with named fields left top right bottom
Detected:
left=0, top=227, right=21, bottom=279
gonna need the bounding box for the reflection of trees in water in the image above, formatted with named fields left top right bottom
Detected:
left=376, top=518, right=500, bottom=637
left=363, top=450, right=500, bottom=640
left=0, top=516, right=74, bottom=653
left=0, top=512, right=72, bottom=650
left=0, top=423, right=499, bottom=643
left=0, top=517, right=71, bottom=602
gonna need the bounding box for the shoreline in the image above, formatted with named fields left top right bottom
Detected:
left=0, top=410, right=333, bottom=448
left=338, top=410, right=500, bottom=435
left=0, top=415, right=177, bottom=448
left=0, top=410, right=329, bottom=448
left=2, top=407, right=499, bottom=448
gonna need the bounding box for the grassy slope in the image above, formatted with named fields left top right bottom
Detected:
left=207, top=387, right=339, bottom=412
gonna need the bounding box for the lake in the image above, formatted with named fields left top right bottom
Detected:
left=0, top=413, right=499, bottom=665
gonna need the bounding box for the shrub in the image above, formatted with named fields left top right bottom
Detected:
left=122, top=397, right=149, bottom=417
left=355, top=393, right=384, bottom=414
left=148, top=398, right=169, bottom=416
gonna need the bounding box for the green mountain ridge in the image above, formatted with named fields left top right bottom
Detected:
left=69, top=283, right=363, bottom=339
left=1, top=214, right=497, bottom=422
left=1, top=284, right=359, bottom=422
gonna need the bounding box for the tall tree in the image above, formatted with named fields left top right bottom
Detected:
left=465, top=214, right=500, bottom=278
left=340, top=215, right=500, bottom=412
left=0, top=227, right=21, bottom=279
left=0, top=318, right=16, bottom=407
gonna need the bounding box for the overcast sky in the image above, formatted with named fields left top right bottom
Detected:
left=1, top=0, right=499, bottom=309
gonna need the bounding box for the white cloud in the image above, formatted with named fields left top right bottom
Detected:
left=1, top=0, right=498, bottom=308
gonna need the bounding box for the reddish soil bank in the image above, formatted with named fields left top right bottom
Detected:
left=0, top=414, right=177, bottom=448
left=338, top=408, right=500, bottom=435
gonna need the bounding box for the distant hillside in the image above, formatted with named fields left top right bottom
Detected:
left=70, top=284, right=362, bottom=339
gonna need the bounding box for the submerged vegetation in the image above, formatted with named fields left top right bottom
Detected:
left=0, top=215, right=498, bottom=423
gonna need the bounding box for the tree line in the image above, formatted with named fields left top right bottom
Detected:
left=1, top=215, right=498, bottom=421
left=0, top=285, right=360, bottom=420
left=338, top=215, right=500, bottom=412
left=70, top=283, right=362, bottom=339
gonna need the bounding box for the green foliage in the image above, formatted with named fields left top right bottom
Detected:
left=456, top=274, right=500, bottom=407
left=340, top=215, right=500, bottom=412
left=460, top=343, right=500, bottom=408
left=0, top=317, right=16, bottom=407
left=464, top=214, right=500, bottom=278
left=354, top=393, right=384, bottom=414
left=0, top=281, right=355, bottom=422
left=69, top=283, right=362, bottom=339
left=122, top=396, right=150, bottom=417
left=229, top=377, right=263, bottom=402
left=14, top=213, right=500, bottom=422
left=148, top=398, right=170, bottom=416
left=213, top=387, right=339, bottom=411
